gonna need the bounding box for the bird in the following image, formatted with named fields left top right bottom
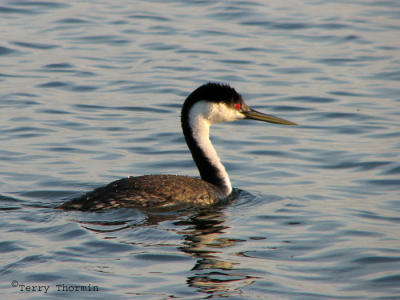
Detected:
left=58, top=82, right=296, bottom=211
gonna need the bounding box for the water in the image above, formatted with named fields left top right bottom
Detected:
left=1, top=0, right=399, bottom=299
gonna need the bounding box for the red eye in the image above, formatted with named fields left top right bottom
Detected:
left=235, top=103, right=241, bottom=110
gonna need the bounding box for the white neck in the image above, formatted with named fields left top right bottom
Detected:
left=188, top=102, right=233, bottom=196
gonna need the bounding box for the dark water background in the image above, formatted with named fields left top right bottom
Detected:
left=1, top=0, right=400, bottom=299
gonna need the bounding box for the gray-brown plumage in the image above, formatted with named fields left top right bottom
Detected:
left=58, top=175, right=224, bottom=211
left=58, top=83, right=295, bottom=211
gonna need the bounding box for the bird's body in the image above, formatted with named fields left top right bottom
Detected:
left=58, top=83, right=295, bottom=211
left=59, top=175, right=225, bottom=211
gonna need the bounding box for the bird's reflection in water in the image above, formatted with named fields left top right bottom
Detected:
left=69, top=191, right=257, bottom=297
left=174, top=203, right=257, bottom=296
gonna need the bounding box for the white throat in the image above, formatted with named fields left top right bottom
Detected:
left=187, top=101, right=243, bottom=196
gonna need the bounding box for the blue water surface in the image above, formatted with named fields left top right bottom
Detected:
left=1, top=0, right=400, bottom=299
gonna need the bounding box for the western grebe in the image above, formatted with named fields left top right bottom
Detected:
left=58, top=82, right=296, bottom=211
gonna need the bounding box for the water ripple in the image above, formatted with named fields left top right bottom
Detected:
left=12, top=41, right=58, bottom=50
left=0, top=5, right=37, bottom=15
left=0, top=46, right=18, bottom=56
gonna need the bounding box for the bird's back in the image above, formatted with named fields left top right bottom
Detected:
left=58, top=175, right=224, bottom=211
